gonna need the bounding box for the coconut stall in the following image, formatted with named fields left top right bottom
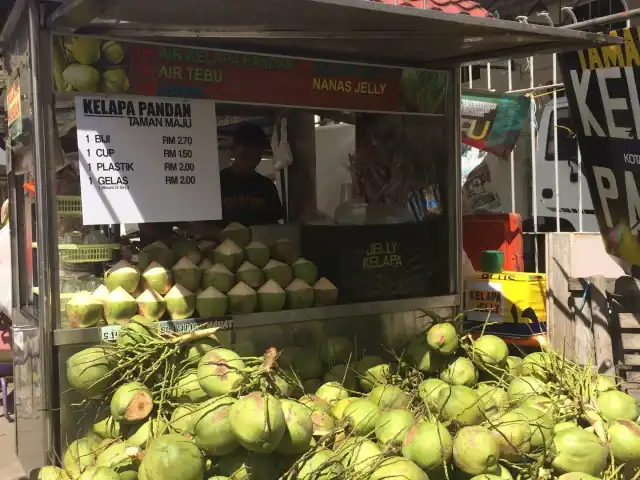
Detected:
left=2, top=0, right=638, bottom=478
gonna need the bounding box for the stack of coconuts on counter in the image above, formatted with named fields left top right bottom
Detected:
left=65, top=222, right=339, bottom=328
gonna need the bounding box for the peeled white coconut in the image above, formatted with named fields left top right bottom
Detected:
left=202, top=263, right=236, bottom=294
left=92, top=285, right=110, bottom=304
left=105, top=260, right=141, bottom=293
left=138, top=241, right=174, bottom=270
left=195, top=286, right=228, bottom=317
left=136, top=288, right=166, bottom=320
left=285, top=279, right=314, bottom=310
left=313, top=277, right=339, bottom=307
left=292, top=258, right=318, bottom=285
left=171, top=257, right=202, bottom=292
left=262, top=259, right=293, bottom=289
left=198, top=240, right=218, bottom=261
left=199, top=258, right=213, bottom=272
left=172, top=239, right=203, bottom=265
left=227, top=282, right=257, bottom=314
left=236, top=261, right=265, bottom=289
left=66, top=291, right=104, bottom=328
left=104, top=286, right=138, bottom=324
left=213, top=239, right=244, bottom=271
left=257, top=279, right=286, bottom=312
left=220, top=222, right=251, bottom=248
left=244, top=241, right=270, bottom=268
left=270, top=238, right=299, bottom=265
left=142, top=261, right=173, bottom=295
left=165, top=284, right=196, bottom=320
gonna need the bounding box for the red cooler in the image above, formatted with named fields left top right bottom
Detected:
left=463, top=213, right=524, bottom=272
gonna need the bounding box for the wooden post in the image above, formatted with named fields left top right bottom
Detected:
left=285, top=111, right=317, bottom=222
left=545, top=233, right=575, bottom=355
left=590, top=275, right=615, bottom=376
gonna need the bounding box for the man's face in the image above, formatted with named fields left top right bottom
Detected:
left=231, top=143, right=262, bottom=173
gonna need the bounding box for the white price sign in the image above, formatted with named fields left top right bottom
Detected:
left=75, top=95, right=222, bottom=225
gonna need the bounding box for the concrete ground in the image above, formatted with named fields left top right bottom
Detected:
left=0, top=384, right=27, bottom=480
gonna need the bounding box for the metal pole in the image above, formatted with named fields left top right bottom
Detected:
left=508, top=59, right=516, bottom=214
left=507, top=83, right=564, bottom=95
left=28, top=0, right=59, bottom=464
left=450, top=68, right=462, bottom=300
left=561, top=7, right=640, bottom=29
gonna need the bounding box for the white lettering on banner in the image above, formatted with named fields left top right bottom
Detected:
left=625, top=171, right=640, bottom=234
left=624, top=66, right=640, bottom=136
left=571, top=70, right=606, bottom=137
left=596, top=68, right=630, bottom=139
left=624, top=153, right=640, bottom=164
left=593, top=166, right=618, bottom=228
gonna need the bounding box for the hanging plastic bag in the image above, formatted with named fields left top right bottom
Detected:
left=271, top=116, right=293, bottom=171
left=0, top=224, right=12, bottom=316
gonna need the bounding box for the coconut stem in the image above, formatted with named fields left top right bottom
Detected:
left=170, top=327, right=221, bottom=346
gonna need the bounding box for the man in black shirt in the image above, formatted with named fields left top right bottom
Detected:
left=139, top=122, right=283, bottom=244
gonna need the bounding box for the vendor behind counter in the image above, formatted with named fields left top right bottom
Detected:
left=140, top=122, right=284, bottom=244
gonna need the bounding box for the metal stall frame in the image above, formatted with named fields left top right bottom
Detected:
left=0, top=0, right=620, bottom=470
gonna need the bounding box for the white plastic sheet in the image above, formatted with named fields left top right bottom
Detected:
left=0, top=224, right=11, bottom=316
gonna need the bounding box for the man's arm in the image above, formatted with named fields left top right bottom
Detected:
left=264, top=180, right=284, bottom=223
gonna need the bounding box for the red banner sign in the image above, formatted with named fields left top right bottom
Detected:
left=54, top=36, right=449, bottom=115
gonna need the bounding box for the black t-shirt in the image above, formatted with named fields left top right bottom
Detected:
left=220, top=167, right=283, bottom=226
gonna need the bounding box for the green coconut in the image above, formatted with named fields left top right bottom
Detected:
left=94, top=442, right=140, bottom=480
left=343, top=398, right=381, bottom=436
left=554, top=421, right=577, bottom=434
left=170, top=404, right=197, bottom=435
left=551, top=427, right=609, bottom=477
left=110, top=382, right=153, bottom=423
left=303, top=378, right=324, bottom=394
left=262, top=259, right=293, bottom=288
left=196, top=286, right=228, bottom=317
left=370, top=457, right=428, bottom=480
left=67, top=291, right=104, bottom=328
left=105, top=260, right=140, bottom=293
left=320, top=336, right=353, bottom=365
left=556, top=475, right=601, bottom=480
left=507, top=376, right=547, bottom=405
left=440, top=357, right=479, bottom=387
left=199, top=258, right=213, bottom=272
left=184, top=337, right=220, bottom=363
left=165, top=284, right=196, bottom=320
left=418, top=378, right=450, bottom=412
left=244, top=241, right=270, bottom=268
left=198, top=240, right=218, bottom=262
left=406, top=336, right=441, bottom=373
left=117, top=321, right=155, bottom=347
left=313, top=277, right=339, bottom=307
left=202, top=263, right=236, bottom=294
left=359, top=363, right=393, bottom=394
left=489, top=410, right=532, bottom=460
left=276, top=399, right=314, bottom=455
left=370, top=384, right=411, bottom=410
left=596, top=390, right=640, bottom=421
left=77, top=467, right=119, bottom=480
left=520, top=352, right=552, bottom=382
left=172, top=257, right=202, bottom=292
left=324, top=364, right=357, bottom=390
left=66, top=347, right=113, bottom=398
left=453, top=426, right=500, bottom=475
left=172, top=239, right=203, bottom=265
left=104, top=287, right=137, bottom=324
left=63, top=437, right=99, bottom=479
left=213, top=239, right=244, bottom=272
left=125, top=418, right=168, bottom=449
left=514, top=406, right=554, bottom=449
left=217, top=449, right=279, bottom=480
left=251, top=280, right=284, bottom=313
left=292, top=258, right=318, bottom=285
left=38, top=466, right=71, bottom=480
left=138, top=241, right=174, bottom=270
left=173, top=370, right=208, bottom=403
left=520, top=395, right=554, bottom=415
left=375, top=408, right=416, bottom=448
left=197, top=348, right=246, bottom=397
left=297, top=448, right=345, bottom=480
left=316, top=382, right=349, bottom=404
left=235, top=261, right=264, bottom=289
left=285, top=278, right=314, bottom=309
left=193, top=396, right=239, bottom=456
left=93, top=415, right=122, bottom=440
left=436, top=385, right=485, bottom=427
left=402, top=421, right=453, bottom=471
left=229, top=392, right=286, bottom=454
left=227, top=281, right=257, bottom=314
left=472, top=335, right=509, bottom=370
left=136, top=288, right=166, bottom=320
left=220, top=222, right=251, bottom=248
left=588, top=375, right=617, bottom=399
left=141, top=434, right=204, bottom=480
left=299, top=394, right=331, bottom=414
left=293, top=348, right=324, bottom=380
left=355, top=355, right=388, bottom=392
left=335, top=437, right=382, bottom=474
left=608, top=420, right=640, bottom=463
left=505, top=356, right=523, bottom=378
left=331, top=397, right=357, bottom=421
left=270, top=238, right=299, bottom=265
left=427, top=323, right=459, bottom=355
left=475, top=384, right=509, bottom=420
left=311, top=409, right=336, bottom=436
left=142, top=261, right=172, bottom=295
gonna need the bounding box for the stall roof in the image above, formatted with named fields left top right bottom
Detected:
left=46, top=0, right=620, bottom=68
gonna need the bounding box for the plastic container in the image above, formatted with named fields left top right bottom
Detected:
left=480, top=250, right=504, bottom=273
left=463, top=213, right=523, bottom=272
